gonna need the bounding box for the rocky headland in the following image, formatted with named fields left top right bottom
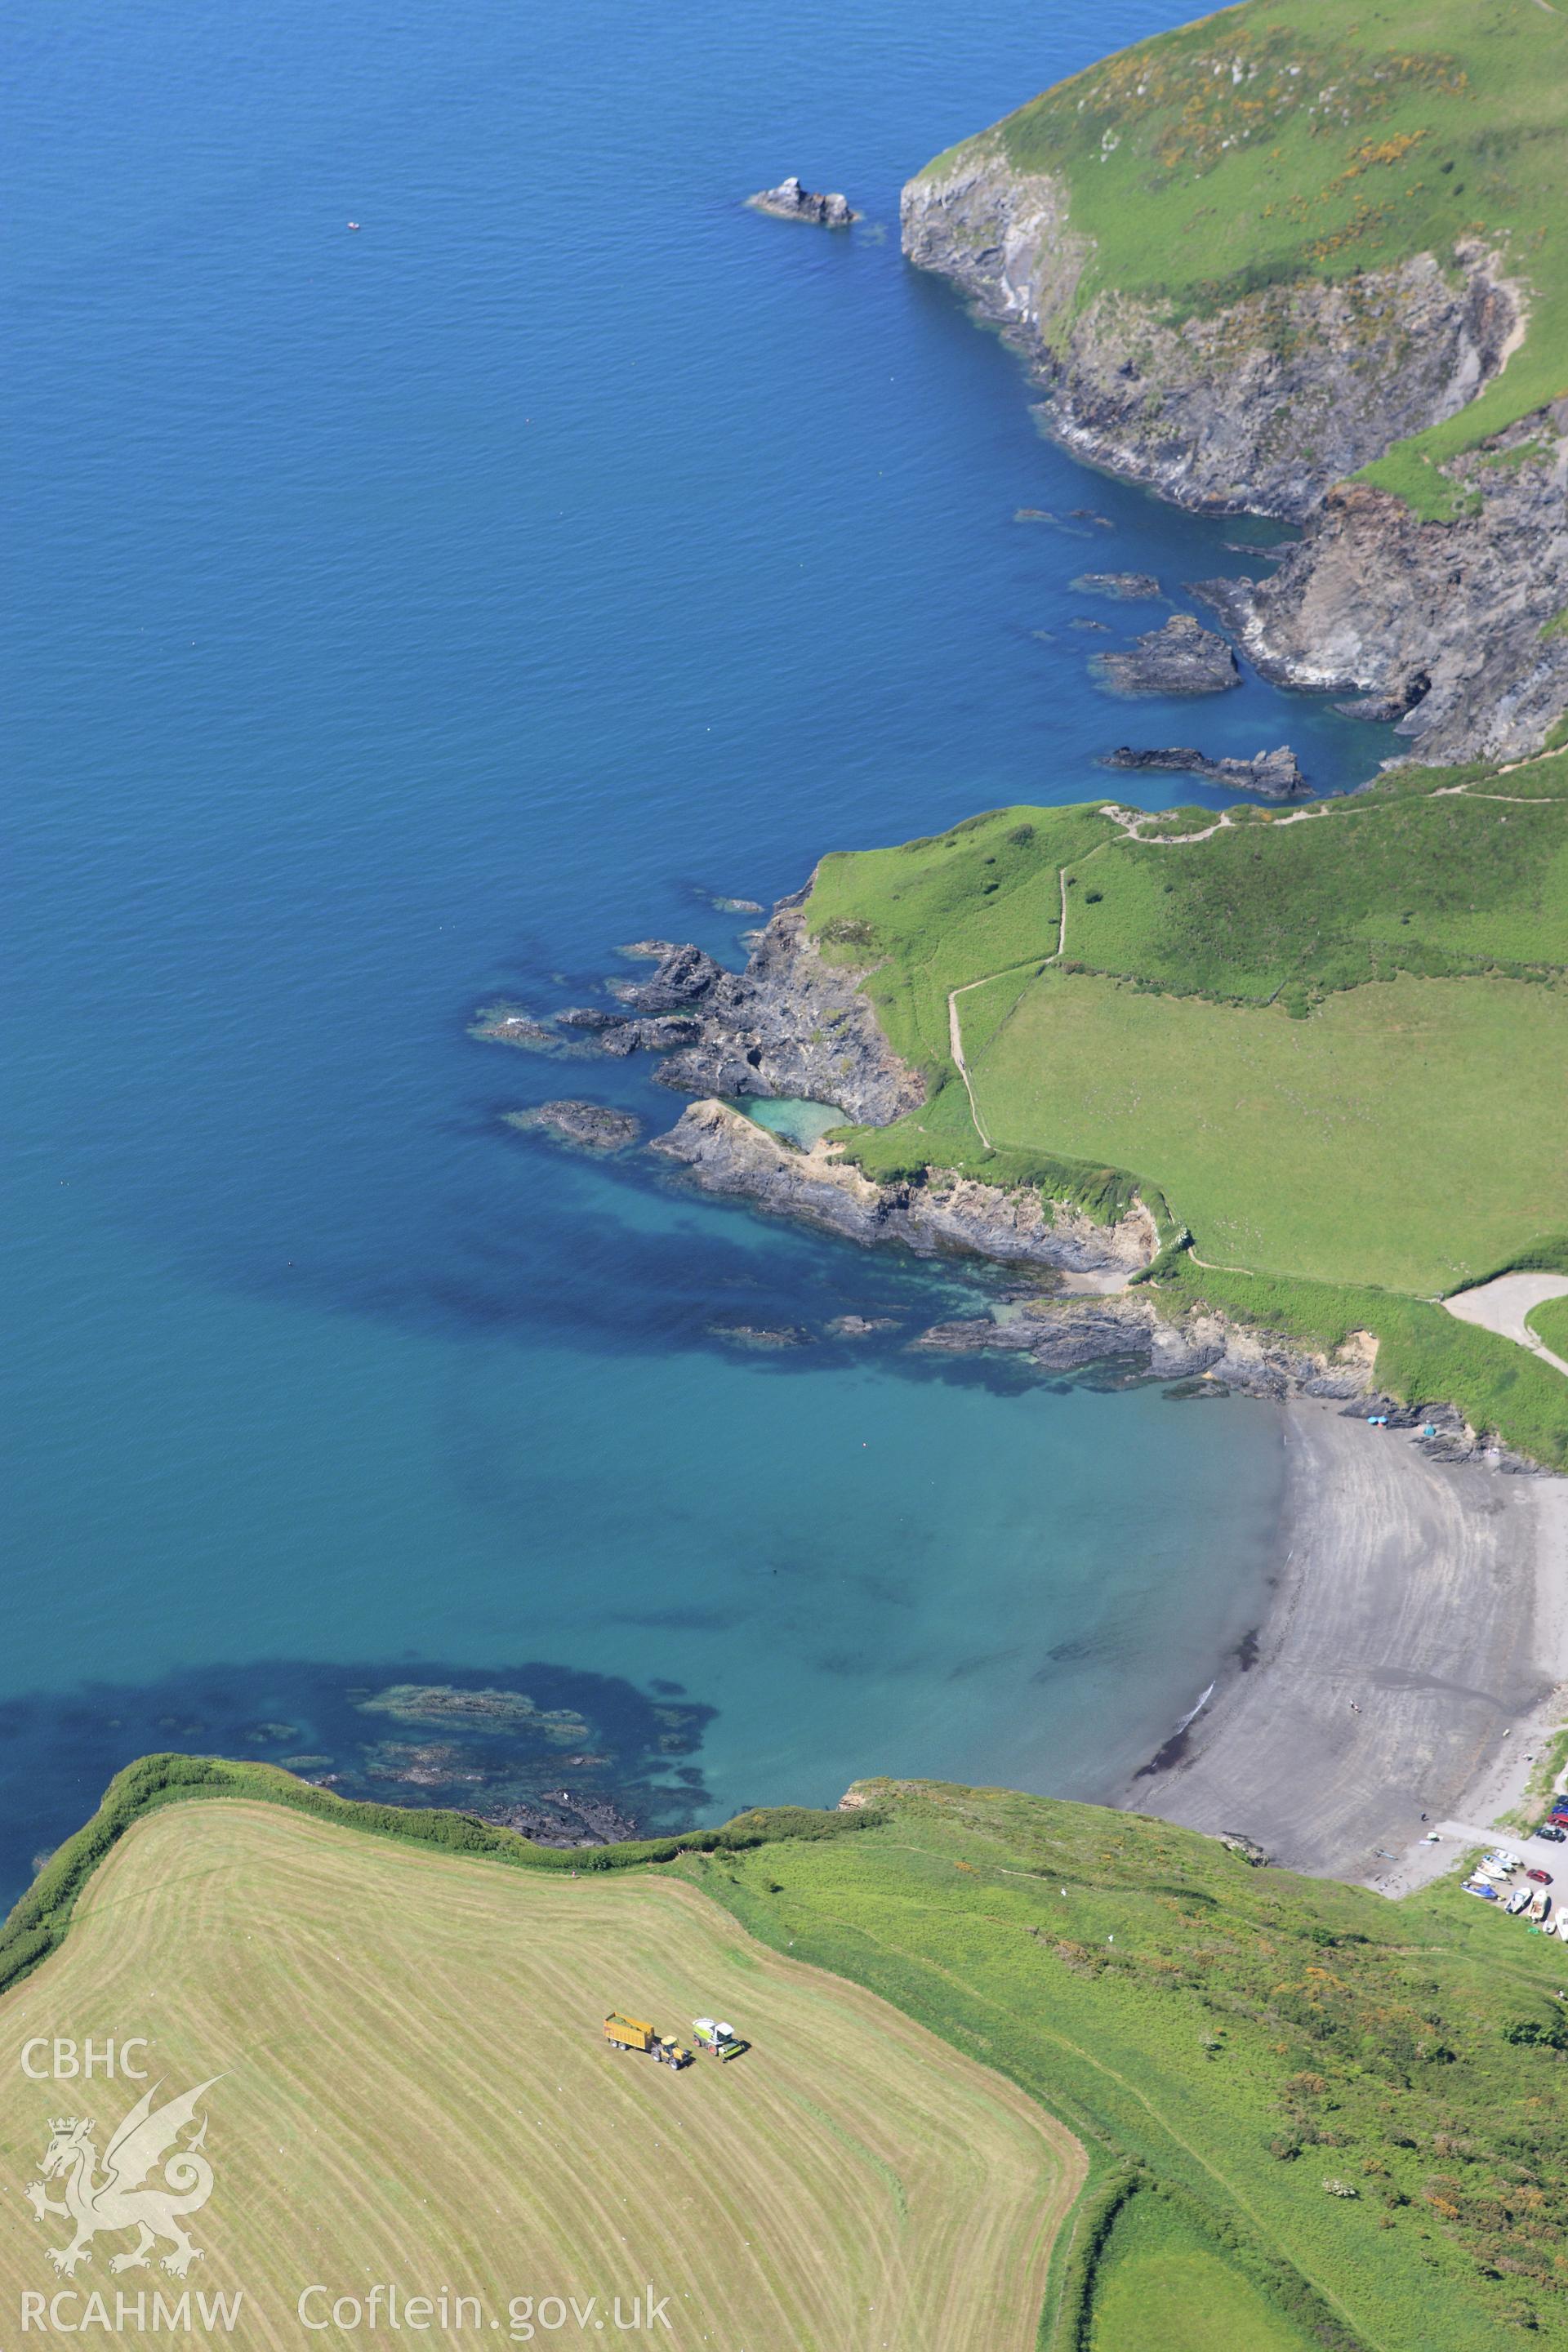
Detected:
left=568, top=905, right=924, bottom=1123
left=652, top=1097, right=1156, bottom=1274
left=901, top=136, right=1567, bottom=763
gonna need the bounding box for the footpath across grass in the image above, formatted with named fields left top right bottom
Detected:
left=803, top=760, right=1568, bottom=1459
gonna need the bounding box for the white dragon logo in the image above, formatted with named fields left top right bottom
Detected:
left=25, top=2078, right=221, bottom=2278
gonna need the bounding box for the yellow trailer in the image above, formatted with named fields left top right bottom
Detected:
left=604, top=2014, right=694, bottom=2068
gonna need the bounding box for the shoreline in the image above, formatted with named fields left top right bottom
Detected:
left=1120, top=1396, right=1568, bottom=1886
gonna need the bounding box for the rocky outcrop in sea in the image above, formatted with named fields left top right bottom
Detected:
left=1103, top=744, right=1309, bottom=800
left=1091, top=613, right=1240, bottom=697
left=504, top=1101, right=644, bottom=1152
left=564, top=903, right=925, bottom=1125
left=749, top=176, right=858, bottom=227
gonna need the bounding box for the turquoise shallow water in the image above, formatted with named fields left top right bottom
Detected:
left=0, top=0, right=1351, bottom=1895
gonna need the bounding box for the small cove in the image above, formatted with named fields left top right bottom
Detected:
left=0, top=0, right=1365, bottom=1904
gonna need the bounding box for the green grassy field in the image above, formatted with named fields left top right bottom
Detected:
left=919, top=0, right=1568, bottom=515
left=1527, top=1294, right=1568, bottom=1358
left=969, top=968, right=1568, bottom=1293
left=1088, top=2192, right=1319, bottom=2352
left=15, top=1762, right=1568, bottom=2346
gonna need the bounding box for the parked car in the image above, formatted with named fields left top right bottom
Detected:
left=1538, top=1824, right=1567, bottom=1843
left=1527, top=1868, right=1554, bottom=1885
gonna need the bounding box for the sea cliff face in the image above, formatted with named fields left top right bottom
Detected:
left=1197, top=416, right=1568, bottom=766
left=652, top=1098, right=1156, bottom=1274
left=901, top=144, right=1520, bottom=523
left=901, top=141, right=1566, bottom=763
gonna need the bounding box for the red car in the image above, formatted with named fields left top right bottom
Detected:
left=1528, top=1867, right=1554, bottom=1885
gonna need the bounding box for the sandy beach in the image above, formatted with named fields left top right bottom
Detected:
left=1123, top=1397, right=1568, bottom=1883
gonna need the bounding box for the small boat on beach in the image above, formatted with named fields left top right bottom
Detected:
left=1529, top=1889, right=1552, bottom=1922
left=1506, top=1888, right=1532, bottom=1914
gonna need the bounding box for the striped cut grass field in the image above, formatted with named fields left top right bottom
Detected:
left=0, top=1802, right=1081, bottom=2351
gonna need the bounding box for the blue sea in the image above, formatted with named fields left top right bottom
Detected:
left=2, top=0, right=1377, bottom=1899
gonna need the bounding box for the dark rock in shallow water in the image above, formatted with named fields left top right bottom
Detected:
left=470, top=1004, right=568, bottom=1053
left=504, top=1101, right=643, bottom=1152
left=706, top=1321, right=813, bottom=1350
left=1069, top=617, right=1111, bottom=632
left=482, top=1793, right=640, bottom=1847
left=1102, top=744, right=1310, bottom=800
left=608, top=941, right=724, bottom=1013
left=1071, top=571, right=1160, bottom=601
left=1091, top=612, right=1241, bottom=697
left=748, top=176, right=858, bottom=227
left=557, top=1006, right=623, bottom=1031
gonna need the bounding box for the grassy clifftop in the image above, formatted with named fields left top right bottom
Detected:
left=804, top=753, right=1568, bottom=1460
left=924, top=0, right=1568, bottom=511
left=697, top=1778, right=1568, bottom=2346
left=11, top=1758, right=1568, bottom=2345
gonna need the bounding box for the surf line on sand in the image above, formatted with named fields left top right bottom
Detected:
left=1132, top=1679, right=1217, bottom=1780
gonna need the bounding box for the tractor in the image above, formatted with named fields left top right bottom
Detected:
left=604, top=2012, right=693, bottom=2067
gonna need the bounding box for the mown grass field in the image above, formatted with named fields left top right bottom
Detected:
left=920, top=0, right=1568, bottom=514
left=968, top=968, right=1568, bottom=1294
left=0, top=1801, right=1076, bottom=2352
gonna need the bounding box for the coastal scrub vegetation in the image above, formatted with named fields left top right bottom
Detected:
left=804, top=752, right=1568, bottom=1458
left=693, top=1778, right=1568, bottom=2347
left=933, top=0, right=1568, bottom=516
